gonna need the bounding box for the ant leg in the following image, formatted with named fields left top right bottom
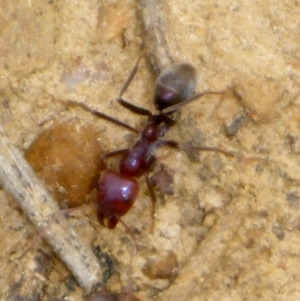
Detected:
left=117, top=52, right=153, bottom=118
left=99, top=149, right=128, bottom=172
left=118, top=52, right=145, bottom=99
left=100, top=148, right=128, bottom=160
left=162, top=87, right=234, bottom=114
left=117, top=97, right=152, bottom=118
left=162, top=140, right=235, bottom=158
left=144, top=174, right=157, bottom=233
left=116, top=215, right=137, bottom=252
left=65, top=101, right=139, bottom=134
left=115, top=215, right=137, bottom=283
left=163, top=140, right=266, bottom=165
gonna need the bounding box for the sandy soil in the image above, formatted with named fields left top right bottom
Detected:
left=1, top=1, right=300, bottom=300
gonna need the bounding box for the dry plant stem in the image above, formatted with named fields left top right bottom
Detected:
left=160, top=199, right=244, bottom=300
left=140, top=0, right=174, bottom=74
left=0, top=124, right=102, bottom=294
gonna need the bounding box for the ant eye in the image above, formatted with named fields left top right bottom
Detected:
left=154, top=62, right=197, bottom=111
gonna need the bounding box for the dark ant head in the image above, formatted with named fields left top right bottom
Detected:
left=97, top=170, right=139, bottom=229
left=153, top=62, right=197, bottom=111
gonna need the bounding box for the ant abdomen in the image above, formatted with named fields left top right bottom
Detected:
left=153, top=62, right=197, bottom=111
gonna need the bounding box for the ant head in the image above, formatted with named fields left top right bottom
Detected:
left=153, top=62, right=197, bottom=112
left=96, top=170, right=139, bottom=229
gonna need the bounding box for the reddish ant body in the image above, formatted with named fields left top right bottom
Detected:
left=68, top=55, right=232, bottom=232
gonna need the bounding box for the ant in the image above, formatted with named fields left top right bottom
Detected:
left=66, top=53, right=233, bottom=234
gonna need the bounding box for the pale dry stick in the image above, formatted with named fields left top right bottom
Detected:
left=159, top=197, right=245, bottom=300
left=140, top=0, right=176, bottom=75
left=0, top=124, right=102, bottom=294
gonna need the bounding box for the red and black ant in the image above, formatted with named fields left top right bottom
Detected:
left=67, top=54, right=233, bottom=234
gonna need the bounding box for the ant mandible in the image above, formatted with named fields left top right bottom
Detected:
left=67, top=54, right=233, bottom=233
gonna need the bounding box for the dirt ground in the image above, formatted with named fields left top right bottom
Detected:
left=1, top=0, right=300, bottom=300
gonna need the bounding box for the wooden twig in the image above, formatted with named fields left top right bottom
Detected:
left=140, top=0, right=175, bottom=75
left=0, top=124, right=103, bottom=294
